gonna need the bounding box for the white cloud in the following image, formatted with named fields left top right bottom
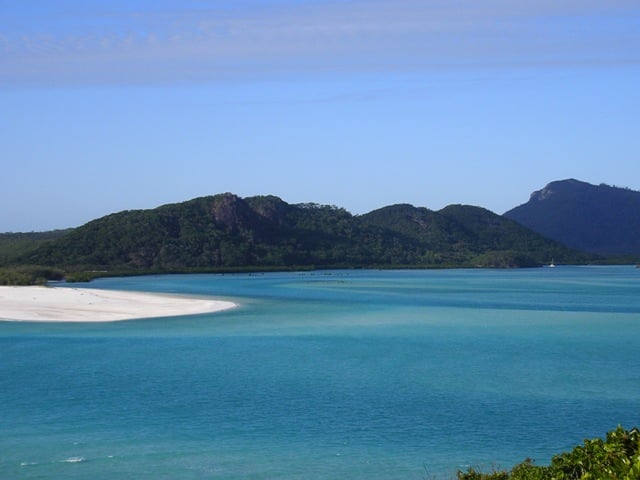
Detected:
left=1, top=0, right=639, bottom=87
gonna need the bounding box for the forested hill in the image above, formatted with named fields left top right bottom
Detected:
left=16, top=193, right=589, bottom=273
left=504, top=179, right=640, bottom=255
left=0, top=229, right=72, bottom=265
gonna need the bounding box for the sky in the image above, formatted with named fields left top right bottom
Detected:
left=2, top=0, right=640, bottom=231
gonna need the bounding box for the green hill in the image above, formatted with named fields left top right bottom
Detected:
left=361, top=203, right=586, bottom=268
left=11, top=193, right=590, bottom=280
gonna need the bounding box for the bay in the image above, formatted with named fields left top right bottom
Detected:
left=1, top=266, right=639, bottom=479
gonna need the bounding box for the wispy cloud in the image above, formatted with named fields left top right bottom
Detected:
left=1, top=0, right=639, bottom=87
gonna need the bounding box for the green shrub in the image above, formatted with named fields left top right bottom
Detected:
left=456, top=426, right=640, bottom=480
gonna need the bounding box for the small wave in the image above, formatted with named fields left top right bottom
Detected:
left=20, top=461, right=37, bottom=467
left=63, top=456, right=86, bottom=463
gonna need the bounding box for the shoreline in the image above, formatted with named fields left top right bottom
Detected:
left=0, top=286, right=237, bottom=322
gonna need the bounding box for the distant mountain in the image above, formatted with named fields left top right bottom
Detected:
left=16, top=193, right=588, bottom=276
left=361, top=203, right=583, bottom=267
left=504, top=179, right=640, bottom=255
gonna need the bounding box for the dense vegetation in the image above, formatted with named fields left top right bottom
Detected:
left=0, top=230, right=72, bottom=265
left=2, top=193, right=593, bottom=283
left=0, top=265, right=64, bottom=285
left=505, top=179, right=640, bottom=256
left=457, top=426, right=640, bottom=480
left=361, top=203, right=582, bottom=268
left=0, top=230, right=73, bottom=284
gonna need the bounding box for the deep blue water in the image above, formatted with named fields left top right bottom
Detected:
left=1, top=266, right=639, bottom=479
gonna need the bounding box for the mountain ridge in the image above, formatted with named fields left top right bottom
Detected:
left=7, top=178, right=638, bottom=284
left=1, top=192, right=588, bottom=280
left=504, top=178, right=640, bottom=255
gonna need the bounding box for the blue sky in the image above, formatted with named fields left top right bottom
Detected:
left=2, top=0, right=639, bottom=231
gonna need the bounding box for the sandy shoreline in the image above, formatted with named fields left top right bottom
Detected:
left=0, top=286, right=237, bottom=322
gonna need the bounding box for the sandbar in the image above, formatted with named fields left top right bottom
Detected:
left=0, top=286, right=237, bottom=322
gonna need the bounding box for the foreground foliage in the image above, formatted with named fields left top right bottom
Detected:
left=458, top=426, right=640, bottom=480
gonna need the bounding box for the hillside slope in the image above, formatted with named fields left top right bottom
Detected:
left=504, top=179, right=640, bottom=255
left=361, top=203, right=582, bottom=267
left=0, top=229, right=73, bottom=266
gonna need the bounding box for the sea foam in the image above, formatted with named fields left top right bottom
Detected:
left=62, top=456, right=86, bottom=463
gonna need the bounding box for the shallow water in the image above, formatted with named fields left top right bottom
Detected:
left=1, top=266, right=639, bottom=479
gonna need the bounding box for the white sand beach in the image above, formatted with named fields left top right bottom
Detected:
left=0, top=286, right=236, bottom=322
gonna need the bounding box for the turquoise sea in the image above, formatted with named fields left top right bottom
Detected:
left=1, top=266, right=640, bottom=479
